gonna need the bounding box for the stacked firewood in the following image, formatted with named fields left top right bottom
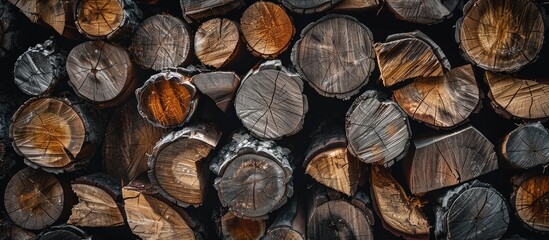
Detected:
left=1, top=0, right=549, bottom=239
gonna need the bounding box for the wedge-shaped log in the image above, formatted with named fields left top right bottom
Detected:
left=192, top=71, right=240, bottom=113
left=279, top=0, right=341, bottom=14
left=9, top=0, right=80, bottom=38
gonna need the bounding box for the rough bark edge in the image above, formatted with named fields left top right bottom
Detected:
left=279, top=0, right=342, bottom=14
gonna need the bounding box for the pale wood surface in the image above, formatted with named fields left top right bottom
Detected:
left=9, top=0, right=79, bottom=38
left=502, top=123, right=549, bottom=169
left=386, top=0, right=458, bottom=24
left=195, top=18, right=241, bottom=69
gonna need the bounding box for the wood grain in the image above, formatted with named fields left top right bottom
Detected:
left=180, top=0, right=244, bottom=21
left=75, top=0, right=141, bottom=40
left=386, top=0, right=458, bottom=24
left=279, top=0, right=341, bottom=14
left=192, top=71, right=240, bottom=112
left=502, top=123, right=549, bottom=169
left=195, top=18, right=241, bottom=69
left=512, top=174, right=549, bottom=233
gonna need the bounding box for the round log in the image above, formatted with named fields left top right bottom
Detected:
left=211, top=131, right=293, bottom=220
left=393, top=64, right=480, bottom=129
left=346, top=90, right=410, bottom=167
left=14, top=38, right=66, bottom=96
left=385, top=0, right=458, bottom=24
left=103, top=99, right=169, bottom=183
left=0, top=1, right=19, bottom=59
left=374, top=31, right=450, bottom=87
left=485, top=71, right=549, bottom=121
left=292, top=14, right=375, bottom=99
left=8, top=0, right=79, bottom=39
left=511, top=173, right=549, bottom=233
left=10, top=96, right=103, bottom=173
left=435, top=181, right=510, bottom=240
left=194, top=18, right=242, bottom=69
left=180, top=0, right=244, bottom=22
left=130, top=14, right=191, bottom=71
left=457, top=0, right=544, bottom=72
left=3, top=168, right=69, bottom=230
left=135, top=70, right=198, bottom=128
left=37, top=225, right=90, bottom=240
left=234, top=60, right=307, bottom=140
left=240, top=1, right=294, bottom=59
left=263, top=196, right=306, bottom=240
left=279, top=0, right=341, bottom=14
left=191, top=71, right=240, bottom=112
left=220, top=211, right=266, bottom=240
left=502, top=123, right=549, bottom=169
left=148, top=123, right=221, bottom=207
left=67, top=41, right=137, bottom=108
left=75, top=0, right=142, bottom=40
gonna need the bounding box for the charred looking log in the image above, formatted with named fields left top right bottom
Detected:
left=457, top=0, right=544, bottom=73
left=279, top=0, right=341, bottom=14
left=263, top=196, right=306, bottom=240
left=194, top=18, right=242, bottom=69
left=192, top=71, right=240, bottom=113
left=36, top=225, right=90, bottom=240
left=292, top=14, right=375, bottom=99
left=501, top=123, right=549, bottom=169
left=211, top=131, right=293, bottom=220
left=385, top=0, right=458, bottom=24
left=511, top=172, right=549, bottom=234
left=180, top=0, right=244, bottom=22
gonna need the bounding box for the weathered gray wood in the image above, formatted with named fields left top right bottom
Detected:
left=279, top=0, right=341, bottom=14
left=385, top=0, right=458, bottom=24
left=234, top=60, right=307, bottom=140
left=75, top=0, right=142, bottom=41
left=435, top=181, right=510, bottom=240
left=211, top=131, right=293, bottom=220
left=194, top=18, right=242, bottom=69
left=263, top=196, right=306, bottom=240
left=501, top=123, right=549, bottom=169
left=130, top=14, right=191, bottom=71
left=292, top=14, right=375, bottom=99
left=180, top=0, right=244, bottom=22
left=346, top=90, right=410, bottom=167
left=36, top=225, right=90, bottom=240
left=404, top=125, right=498, bottom=195
left=192, top=71, right=240, bottom=112
left=511, top=172, right=549, bottom=233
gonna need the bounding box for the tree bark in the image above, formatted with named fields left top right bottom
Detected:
left=211, top=131, right=293, bottom=220
left=292, top=14, right=375, bottom=99
left=36, top=225, right=90, bottom=240
left=240, top=1, right=294, bottom=59
left=280, top=0, right=341, bottom=14
left=385, top=0, right=458, bottom=24
left=456, top=0, right=544, bottom=72
left=403, top=125, right=498, bottom=195
left=180, top=0, right=244, bottom=22
left=10, top=96, right=103, bottom=173
left=501, top=123, right=549, bottom=169
left=234, top=60, right=307, bottom=140
left=511, top=171, right=549, bottom=234
left=263, top=196, right=306, bottom=240
left=219, top=211, right=266, bottom=240
left=75, top=0, right=142, bottom=41
left=332, top=0, right=380, bottom=12
left=346, top=90, right=411, bottom=167
left=194, top=18, right=243, bottom=69
left=66, top=41, right=137, bottom=108
left=192, top=71, right=240, bottom=113
left=130, top=14, right=191, bottom=71
left=435, top=181, right=510, bottom=240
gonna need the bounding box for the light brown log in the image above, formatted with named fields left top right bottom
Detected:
left=404, top=125, right=498, bottom=195
left=263, top=196, right=306, bottom=240
left=75, top=0, right=142, bottom=41
left=393, top=64, right=480, bottom=129
left=435, top=181, right=510, bottom=240
left=220, top=211, right=266, bottom=240
left=385, top=0, right=458, bottom=24
left=180, top=0, right=244, bottom=22
left=135, top=70, right=198, bottom=128
left=0, top=1, right=20, bottom=59
left=485, top=71, right=549, bottom=121
left=67, top=173, right=124, bottom=227
left=511, top=172, right=549, bottom=233
left=279, top=0, right=341, bottom=14
left=332, top=0, right=380, bottom=12
left=130, top=14, right=191, bottom=70
left=3, top=168, right=70, bottom=230
left=370, top=165, right=429, bottom=239
left=192, top=71, right=240, bottom=112
left=457, top=0, right=544, bottom=72
left=501, top=123, right=549, bottom=169
left=103, top=99, right=168, bottom=183
left=211, top=131, right=293, bottom=220
left=14, top=38, right=66, bottom=96
left=10, top=96, right=103, bottom=173
left=36, top=225, right=90, bottom=240
left=240, top=2, right=294, bottom=59
left=234, top=60, right=307, bottom=140
left=374, top=31, right=450, bottom=87
left=292, top=14, right=375, bottom=99
left=194, top=18, right=242, bottom=69
left=148, top=123, right=221, bottom=207
left=8, top=0, right=80, bottom=38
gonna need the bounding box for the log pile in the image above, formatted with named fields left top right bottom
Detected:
left=2, top=0, right=549, bottom=239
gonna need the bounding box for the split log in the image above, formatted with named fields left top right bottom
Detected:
left=122, top=175, right=201, bottom=240
left=3, top=168, right=70, bottom=230
left=332, top=0, right=380, bottom=12
left=393, top=64, right=480, bottom=129
left=103, top=99, right=169, bottom=183
left=279, top=0, right=341, bottom=14
left=374, top=31, right=450, bottom=87
left=346, top=90, right=411, bottom=167
left=435, top=181, right=510, bottom=240
left=485, top=72, right=549, bottom=121
left=403, top=125, right=498, bottom=195
left=75, top=0, right=142, bottom=41
left=457, top=0, right=544, bottom=73
left=8, top=0, right=80, bottom=38
left=501, top=123, right=549, bottom=169
left=14, top=38, right=66, bottom=96
left=148, top=123, right=221, bottom=207
left=192, top=71, right=240, bottom=112
left=234, top=60, right=307, bottom=140
left=370, top=165, right=429, bottom=239
left=130, top=14, right=191, bottom=71
left=511, top=172, right=549, bottom=233
left=219, top=211, right=266, bottom=240
left=0, top=220, right=36, bottom=240
left=385, top=0, right=458, bottom=24
left=194, top=18, right=242, bottom=69
left=307, top=186, right=375, bottom=240
left=10, top=96, right=103, bottom=173
left=0, top=1, right=19, bottom=59
left=304, top=126, right=360, bottom=196
left=240, top=1, right=294, bottom=59
left=211, top=131, right=293, bottom=220
left=263, top=196, right=306, bottom=240
left=66, top=41, right=137, bottom=108
left=67, top=173, right=124, bottom=227
left=180, top=0, right=244, bottom=22
left=36, top=225, right=90, bottom=240
left=292, top=14, right=375, bottom=99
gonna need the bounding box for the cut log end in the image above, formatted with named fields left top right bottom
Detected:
left=220, top=211, right=266, bottom=240
left=386, top=0, right=458, bottom=24
left=280, top=0, right=341, bottom=14
left=75, top=0, right=141, bottom=40
left=502, top=123, right=549, bottom=169
left=512, top=174, right=549, bottom=233
left=180, top=0, right=244, bottom=21
left=192, top=71, right=240, bottom=112
left=195, top=18, right=241, bottom=69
